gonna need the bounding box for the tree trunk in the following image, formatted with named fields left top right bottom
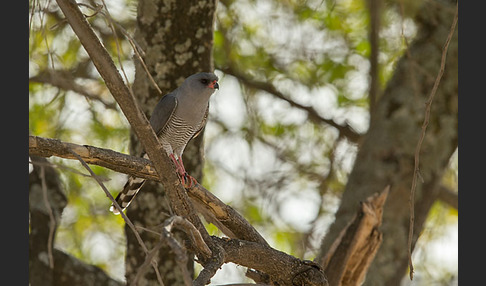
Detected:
left=317, top=0, right=458, bottom=284
left=123, top=0, right=217, bottom=284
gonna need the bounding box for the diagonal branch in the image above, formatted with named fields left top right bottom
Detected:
left=29, top=69, right=118, bottom=110
left=221, top=66, right=361, bottom=143
left=29, top=156, right=123, bottom=286
left=29, top=135, right=331, bottom=285
left=55, top=0, right=213, bottom=261
left=64, top=146, right=164, bottom=286
left=29, top=135, right=268, bottom=246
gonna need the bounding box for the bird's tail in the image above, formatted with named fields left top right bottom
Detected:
left=110, top=176, right=146, bottom=214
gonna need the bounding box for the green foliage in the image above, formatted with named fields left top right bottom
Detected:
left=29, top=0, right=456, bottom=283
left=29, top=1, right=130, bottom=280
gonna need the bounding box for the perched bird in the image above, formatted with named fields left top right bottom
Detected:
left=111, top=72, right=219, bottom=214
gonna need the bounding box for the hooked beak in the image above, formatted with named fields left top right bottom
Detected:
left=209, top=80, right=219, bottom=90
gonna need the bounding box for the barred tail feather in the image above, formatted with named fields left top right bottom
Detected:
left=110, top=176, right=146, bottom=214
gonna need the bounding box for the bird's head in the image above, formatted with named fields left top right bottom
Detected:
left=177, top=72, right=219, bottom=103
left=188, top=72, right=219, bottom=91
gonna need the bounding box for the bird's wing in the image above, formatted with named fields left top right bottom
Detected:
left=149, top=93, right=178, bottom=136
left=191, top=104, right=209, bottom=140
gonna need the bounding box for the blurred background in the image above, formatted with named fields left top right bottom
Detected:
left=29, top=0, right=458, bottom=284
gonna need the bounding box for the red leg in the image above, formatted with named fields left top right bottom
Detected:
left=169, top=154, right=185, bottom=176
left=169, top=154, right=198, bottom=188
left=176, top=157, right=186, bottom=174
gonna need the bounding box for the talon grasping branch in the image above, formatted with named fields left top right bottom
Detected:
left=111, top=72, right=219, bottom=214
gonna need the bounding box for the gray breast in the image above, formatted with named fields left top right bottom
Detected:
left=158, top=114, right=199, bottom=156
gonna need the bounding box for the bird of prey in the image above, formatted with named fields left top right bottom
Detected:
left=110, top=72, right=219, bottom=214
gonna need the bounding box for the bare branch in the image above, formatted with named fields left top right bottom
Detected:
left=54, top=0, right=213, bottom=261
left=30, top=135, right=331, bottom=285
left=29, top=135, right=159, bottom=181
left=133, top=216, right=209, bottom=286
left=187, top=184, right=269, bottom=246
left=30, top=69, right=118, bottom=110
left=64, top=146, right=164, bottom=286
left=164, top=216, right=212, bottom=258
left=407, top=2, right=458, bottom=279
left=29, top=135, right=269, bottom=246
left=193, top=242, right=225, bottom=286
left=215, top=237, right=328, bottom=286
left=221, top=66, right=361, bottom=143
left=29, top=156, right=122, bottom=285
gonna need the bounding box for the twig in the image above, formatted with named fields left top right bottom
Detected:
left=163, top=216, right=208, bottom=286
left=29, top=135, right=269, bottom=246
left=221, top=66, right=361, bottom=143
left=29, top=70, right=118, bottom=110
left=134, top=216, right=211, bottom=286
left=39, top=165, right=55, bottom=269
left=130, top=39, right=164, bottom=95
left=99, top=0, right=132, bottom=91
left=54, top=0, right=211, bottom=254
left=29, top=158, right=110, bottom=180
left=132, top=239, right=166, bottom=286
left=407, top=2, right=458, bottom=280
left=65, top=147, right=164, bottom=286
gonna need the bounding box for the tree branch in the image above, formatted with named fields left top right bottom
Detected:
left=133, top=216, right=205, bottom=286
left=29, top=135, right=330, bottom=285
left=55, top=0, right=213, bottom=261
left=437, top=185, right=458, bottom=210
left=221, top=66, right=362, bottom=143
left=29, top=69, right=118, bottom=110
left=29, top=135, right=268, bottom=246
left=29, top=135, right=159, bottom=181
left=215, top=237, right=328, bottom=286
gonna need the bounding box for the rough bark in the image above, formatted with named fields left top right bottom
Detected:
left=29, top=135, right=269, bottom=246
left=322, top=187, right=388, bottom=286
left=124, top=0, right=218, bottom=284
left=55, top=0, right=217, bottom=284
left=316, top=0, right=458, bottom=284
left=29, top=136, right=329, bottom=285
left=29, top=156, right=122, bottom=286
left=215, top=237, right=327, bottom=286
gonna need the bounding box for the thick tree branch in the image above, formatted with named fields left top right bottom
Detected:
left=31, top=135, right=334, bottom=284
left=29, top=135, right=268, bottom=246
left=29, top=135, right=159, bottom=181
left=215, top=237, right=328, bottom=286
left=55, top=0, right=213, bottom=261
left=221, top=66, right=361, bottom=143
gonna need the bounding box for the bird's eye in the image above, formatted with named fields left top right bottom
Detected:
left=201, top=79, right=209, bottom=85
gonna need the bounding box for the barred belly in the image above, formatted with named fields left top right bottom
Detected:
left=159, top=115, right=198, bottom=157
